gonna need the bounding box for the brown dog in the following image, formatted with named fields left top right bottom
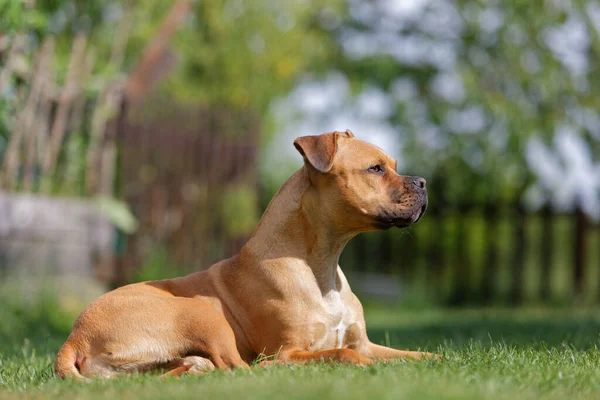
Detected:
left=55, top=130, right=431, bottom=379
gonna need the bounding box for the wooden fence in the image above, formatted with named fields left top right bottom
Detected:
left=113, top=99, right=260, bottom=285
left=340, top=199, right=599, bottom=306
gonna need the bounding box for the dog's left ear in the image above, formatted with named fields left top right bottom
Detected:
left=294, top=132, right=342, bottom=173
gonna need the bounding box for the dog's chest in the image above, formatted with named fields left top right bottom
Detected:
left=308, top=291, right=361, bottom=351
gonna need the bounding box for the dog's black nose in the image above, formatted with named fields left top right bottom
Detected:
left=412, top=177, right=427, bottom=190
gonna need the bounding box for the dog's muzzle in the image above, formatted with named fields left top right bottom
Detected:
left=376, top=176, right=428, bottom=229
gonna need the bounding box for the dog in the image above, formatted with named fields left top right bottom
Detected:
left=55, top=130, right=431, bottom=379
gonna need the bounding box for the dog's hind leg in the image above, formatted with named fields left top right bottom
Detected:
left=161, top=356, right=215, bottom=377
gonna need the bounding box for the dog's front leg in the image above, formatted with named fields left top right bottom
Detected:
left=260, top=348, right=373, bottom=366
left=362, top=342, right=439, bottom=361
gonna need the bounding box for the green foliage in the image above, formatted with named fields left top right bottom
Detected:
left=132, top=245, right=182, bottom=282
left=93, top=196, right=138, bottom=234
left=2, top=0, right=127, bottom=74
left=4, top=1, right=598, bottom=211
left=1, top=1, right=342, bottom=194
left=220, top=184, right=259, bottom=236
left=0, top=288, right=74, bottom=359
left=0, top=0, right=134, bottom=195
left=162, top=0, right=341, bottom=115
left=0, top=0, right=46, bottom=33
left=325, top=1, right=600, bottom=203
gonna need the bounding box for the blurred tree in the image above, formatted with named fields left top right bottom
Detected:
left=5, top=0, right=599, bottom=213
left=298, top=0, right=600, bottom=209
left=159, top=0, right=340, bottom=119
left=1, top=0, right=341, bottom=151
left=0, top=0, right=131, bottom=148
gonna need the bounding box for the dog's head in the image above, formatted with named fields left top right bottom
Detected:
left=294, top=130, right=427, bottom=232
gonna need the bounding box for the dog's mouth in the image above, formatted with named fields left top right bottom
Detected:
left=374, top=201, right=428, bottom=230
left=413, top=203, right=428, bottom=223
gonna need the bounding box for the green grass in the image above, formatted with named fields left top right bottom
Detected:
left=2, top=294, right=600, bottom=400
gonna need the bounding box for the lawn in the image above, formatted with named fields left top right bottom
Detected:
left=1, top=295, right=600, bottom=400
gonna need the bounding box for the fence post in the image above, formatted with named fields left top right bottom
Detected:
left=427, top=174, right=447, bottom=302
left=510, top=203, right=526, bottom=306
left=380, top=231, right=394, bottom=274
left=448, top=203, right=470, bottom=306
left=573, top=202, right=588, bottom=298
left=354, top=234, right=368, bottom=273
left=427, top=207, right=446, bottom=302
left=480, top=203, right=498, bottom=304
left=539, top=205, right=553, bottom=302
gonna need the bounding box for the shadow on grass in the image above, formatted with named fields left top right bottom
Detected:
left=367, top=310, right=600, bottom=351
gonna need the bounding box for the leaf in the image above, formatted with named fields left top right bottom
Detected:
left=92, top=196, right=138, bottom=234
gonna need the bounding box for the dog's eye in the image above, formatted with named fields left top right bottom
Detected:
left=368, top=165, right=384, bottom=175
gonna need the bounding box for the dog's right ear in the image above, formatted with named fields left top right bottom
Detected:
left=294, top=132, right=339, bottom=173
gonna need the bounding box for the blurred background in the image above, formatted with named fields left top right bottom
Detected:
left=1, top=0, right=600, bottom=313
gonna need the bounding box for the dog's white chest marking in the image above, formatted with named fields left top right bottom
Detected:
left=313, top=290, right=356, bottom=350
left=330, top=320, right=347, bottom=349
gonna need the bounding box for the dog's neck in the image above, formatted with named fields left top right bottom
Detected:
left=242, top=167, right=354, bottom=294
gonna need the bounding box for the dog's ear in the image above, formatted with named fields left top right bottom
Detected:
left=294, top=132, right=340, bottom=173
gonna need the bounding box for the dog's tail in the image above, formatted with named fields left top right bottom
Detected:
left=54, top=342, right=87, bottom=381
